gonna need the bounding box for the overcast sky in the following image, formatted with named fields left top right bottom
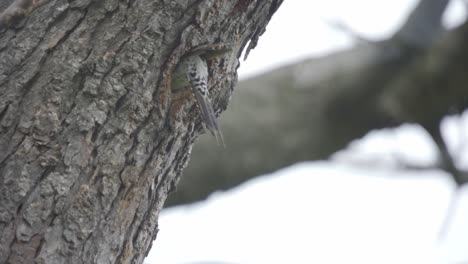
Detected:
left=238, top=0, right=466, bottom=78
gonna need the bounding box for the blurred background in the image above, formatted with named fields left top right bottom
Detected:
left=146, top=0, right=468, bottom=263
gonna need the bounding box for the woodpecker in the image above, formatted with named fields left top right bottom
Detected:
left=172, top=49, right=229, bottom=146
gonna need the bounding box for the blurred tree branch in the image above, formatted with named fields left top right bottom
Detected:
left=166, top=0, right=468, bottom=207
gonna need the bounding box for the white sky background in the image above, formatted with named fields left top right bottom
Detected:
left=146, top=1, right=468, bottom=263
left=238, top=0, right=467, bottom=79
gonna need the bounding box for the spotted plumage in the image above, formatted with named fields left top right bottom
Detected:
left=172, top=54, right=224, bottom=146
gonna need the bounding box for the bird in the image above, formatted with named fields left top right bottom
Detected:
left=171, top=47, right=231, bottom=146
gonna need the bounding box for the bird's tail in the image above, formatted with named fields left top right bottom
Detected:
left=193, top=88, right=225, bottom=147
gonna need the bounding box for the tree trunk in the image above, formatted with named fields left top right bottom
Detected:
left=0, top=0, right=282, bottom=263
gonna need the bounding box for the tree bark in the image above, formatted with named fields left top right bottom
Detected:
left=0, top=0, right=282, bottom=263
left=166, top=0, right=468, bottom=207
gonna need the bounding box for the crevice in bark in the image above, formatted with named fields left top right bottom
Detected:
left=59, top=72, right=87, bottom=128
left=15, top=67, right=42, bottom=112
left=3, top=4, right=79, bottom=81
left=17, top=165, right=54, bottom=213
left=140, top=139, right=165, bottom=186
left=0, top=133, right=25, bottom=166
left=114, top=89, right=130, bottom=112
left=0, top=102, right=10, bottom=123
left=33, top=235, right=45, bottom=258
left=113, top=196, right=141, bottom=263
left=41, top=8, right=85, bottom=53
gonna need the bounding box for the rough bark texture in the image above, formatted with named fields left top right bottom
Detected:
left=0, top=0, right=282, bottom=263
left=166, top=0, right=468, bottom=207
